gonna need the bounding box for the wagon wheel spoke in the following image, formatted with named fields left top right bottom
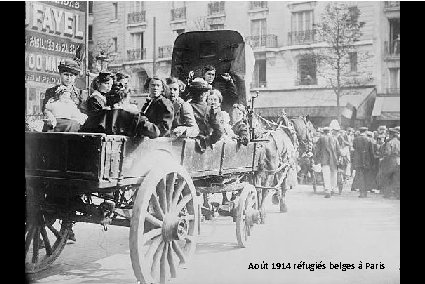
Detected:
left=167, top=241, right=177, bottom=278
left=32, top=227, right=40, bottom=263
left=166, top=173, right=177, bottom=211
left=180, top=214, right=195, bottom=221
left=157, top=179, right=168, bottom=214
left=40, top=226, right=53, bottom=256
left=46, top=223, right=61, bottom=239
left=160, top=241, right=169, bottom=284
left=25, top=225, right=35, bottom=257
left=172, top=179, right=187, bottom=208
left=150, top=194, right=164, bottom=220
left=171, top=240, right=186, bottom=265
left=145, top=212, right=163, bottom=228
left=141, top=228, right=162, bottom=246
left=144, top=235, right=163, bottom=261
left=175, top=194, right=192, bottom=215
left=151, top=240, right=165, bottom=280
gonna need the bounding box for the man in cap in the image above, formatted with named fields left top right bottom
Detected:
left=380, top=128, right=400, bottom=199
left=314, top=126, right=341, bottom=198
left=352, top=127, right=374, bottom=198
left=43, top=59, right=86, bottom=113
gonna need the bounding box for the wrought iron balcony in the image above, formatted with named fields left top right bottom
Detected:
left=384, top=40, right=400, bottom=58
left=208, top=1, right=225, bottom=16
left=288, top=30, right=317, bottom=45
left=245, top=34, right=278, bottom=48
left=171, top=7, right=186, bottom=21
left=384, top=1, right=400, bottom=10
left=128, top=11, right=146, bottom=25
left=158, top=45, right=173, bottom=59
left=127, top=48, right=146, bottom=61
left=250, top=1, right=268, bottom=10
left=386, top=88, right=400, bottom=96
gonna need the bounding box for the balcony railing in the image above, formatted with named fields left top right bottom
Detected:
left=384, top=1, right=400, bottom=9
left=127, top=48, right=146, bottom=61
left=384, top=40, right=400, bottom=57
left=288, top=30, right=317, bottom=45
left=128, top=11, right=146, bottom=25
left=171, top=7, right=186, bottom=21
left=251, top=81, right=267, bottom=89
left=250, top=1, right=268, bottom=10
left=386, top=88, right=400, bottom=96
left=208, top=1, right=225, bottom=16
left=245, top=34, right=278, bottom=48
left=158, top=45, right=173, bottom=59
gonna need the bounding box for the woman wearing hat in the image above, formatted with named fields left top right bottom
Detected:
left=42, top=58, right=86, bottom=131
left=80, top=72, right=114, bottom=132
left=137, top=77, right=174, bottom=138
left=187, top=78, right=223, bottom=148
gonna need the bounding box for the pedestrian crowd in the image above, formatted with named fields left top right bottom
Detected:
left=312, top=122, right=400, bottom=200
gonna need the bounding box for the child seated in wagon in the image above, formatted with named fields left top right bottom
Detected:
left=44, top=86, right=88, bottom=132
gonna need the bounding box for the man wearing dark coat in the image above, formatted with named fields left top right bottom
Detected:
left=380, top=128, right=400, bottom=199
left=314, top=127, right=340, bottom=198
left=352, top=127, right=375, bottom=198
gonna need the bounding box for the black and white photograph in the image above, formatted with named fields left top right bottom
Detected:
left=25, top=1, right=400, bottom=283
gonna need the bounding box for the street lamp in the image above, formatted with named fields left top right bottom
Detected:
left=96, top=51, right=110, bottom=73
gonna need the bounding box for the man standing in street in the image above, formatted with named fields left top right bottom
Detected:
left=380, top=128, right=400, bottom=199
left=352, top=127, right=374, bottom=198
left=314, top=126, right=340, bottom=198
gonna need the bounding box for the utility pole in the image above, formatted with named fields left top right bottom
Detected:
left=152, top=16, right=157, bottom=76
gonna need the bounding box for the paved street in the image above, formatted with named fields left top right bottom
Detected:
left=28, top=184, right=400, bottom=284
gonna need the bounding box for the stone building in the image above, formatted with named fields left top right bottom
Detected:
left=89, top=1, right=399, bottom=128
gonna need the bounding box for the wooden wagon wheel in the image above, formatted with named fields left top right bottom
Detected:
left=236, top=183, right=259, bottom=248
left=25, top=186, right=71, bottom=273
left=130, top=163, right=198, bottom=284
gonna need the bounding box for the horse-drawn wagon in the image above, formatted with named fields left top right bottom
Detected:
left=25, top=30, right=300, bottom=283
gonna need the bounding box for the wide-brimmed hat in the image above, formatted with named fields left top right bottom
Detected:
left=322, top=126, right=331, bottom=132
left=189, top=78, right=212, bottom=91
left=359, top=126, right=368, bottom=132
left=58, top=58, right=81, bottom=75
left=366, top=131, right=373, bottom=137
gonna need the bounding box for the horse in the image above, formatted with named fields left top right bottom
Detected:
left=251, top=113, right=299, bottom=220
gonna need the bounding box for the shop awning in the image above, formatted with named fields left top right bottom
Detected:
left=372, top=96, right=400, bottom=120
left=253, top=87, right=375, bottom=118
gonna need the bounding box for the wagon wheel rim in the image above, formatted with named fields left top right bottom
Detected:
left=25, top=187, right=71, bottom=274
left=130, top=164, right=198, bottom=284
left=236, top=184, right=258, bottom=248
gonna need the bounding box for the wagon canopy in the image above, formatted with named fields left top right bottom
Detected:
left=171, top=30, right=255, bottom=106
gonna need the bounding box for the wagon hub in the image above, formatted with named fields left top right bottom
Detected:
left=162, top=214, right=189, bottom=242
left=245, top=208, right=260, bottom=226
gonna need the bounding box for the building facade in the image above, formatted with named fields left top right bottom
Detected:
left=89, top=1, right=400, bottom=128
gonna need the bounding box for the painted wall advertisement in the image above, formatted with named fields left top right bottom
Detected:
left=25, top=1, right=87, bottom=115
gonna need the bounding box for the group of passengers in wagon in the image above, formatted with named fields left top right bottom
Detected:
left=39, top=58, right=250, bottom=149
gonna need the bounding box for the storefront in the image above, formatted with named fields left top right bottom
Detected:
left=371, top=95, right=400, bottom=129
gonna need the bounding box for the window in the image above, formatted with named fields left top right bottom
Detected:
left=210, top=24, right=224, bottom=30
left=112, top=37, right=118, bottom=52
left=389, top=18, right=400, bottom=55
left=112, top=2, right=118, bottom=20
left=131, top=32, right=144, bottom=49
left=89, top=1, right=93, bottom=14
left=251, top=19, right=267, bottom=37
left=389, top=68, right=399, bottom=90
left=291, top=10, right=313, bottom=32
left=253, top=59, right=267, bottom=88
left=298, top=56, right=317, bottom=85
left=132, top=1, right=144, bottom=12
left=349, top=52, right=357, bottom=72
left=88, top=25, right=93, bottom=41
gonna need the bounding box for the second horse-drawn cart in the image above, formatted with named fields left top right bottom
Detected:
left=25, top=30, right=292, bottom=284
